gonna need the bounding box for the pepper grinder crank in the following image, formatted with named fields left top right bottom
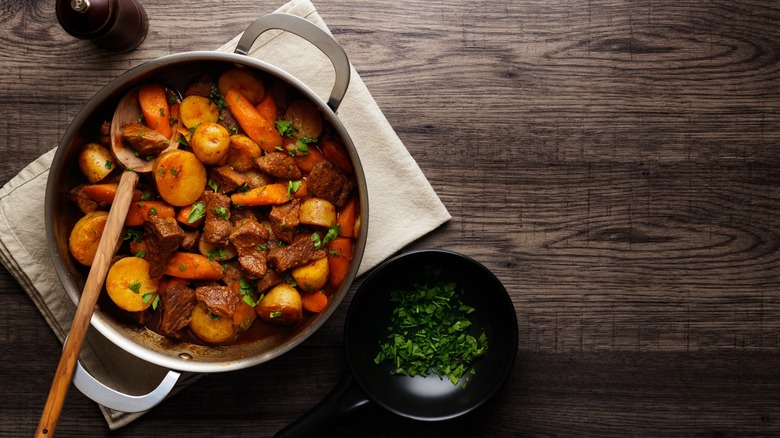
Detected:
left=56, top=0, right=148, bottom=52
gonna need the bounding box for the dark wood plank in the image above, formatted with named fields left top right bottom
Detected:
left=3, top=0, right=780, bottom=436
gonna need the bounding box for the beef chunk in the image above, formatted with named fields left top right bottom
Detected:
left=307, top=159, right=354, bottom=207
left=69, top=185, right=99, bottom=214
left=267, top=233, right=325, bottom=272
left=243, top=169, right=274, bottom=188
left=269, top=200, right=300, bottom=243
left=195, top=284, right=238, bottom=319
left=254, top=152, right=302, bottom=179
left=256, top=269, right=284, bottom=293
left=218, top=108, right=240, bottom=133
left=221, top=261, right=242, bottom=288
left=229, top=218, right=270, bottom=279
left=144, top=216, right=185, bottom=279
left=200, top=191, right=233, bottom=245
left=181, top=229, right=200, bottom=251
left=121, top=122, right=170, bottom=156
left=210, top=165, right=249, bottom=194
left=230, top=207, right=257, bottom=225
left=184, top=75, right=213, bottom=98
left=160, top=284, right=196, bottom=335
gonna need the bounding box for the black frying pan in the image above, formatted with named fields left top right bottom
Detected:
left=276, top=250, right=519, bottom=436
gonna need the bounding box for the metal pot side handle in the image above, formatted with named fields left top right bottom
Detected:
left=235, top=13, right=351, bottom=112
left=72, top=359, right=181, bottom=413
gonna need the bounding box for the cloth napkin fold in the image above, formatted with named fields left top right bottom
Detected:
left=0, top=0, right=450, bottom=429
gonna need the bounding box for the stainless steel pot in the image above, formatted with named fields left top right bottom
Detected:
left=44, top=13, right=368, bottom=412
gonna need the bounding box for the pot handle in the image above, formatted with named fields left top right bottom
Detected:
left=234, top=13, right=350, bottom=112
left=274, top=373, right=370, bottom=437
left=72, top=359, right=181, bottom=413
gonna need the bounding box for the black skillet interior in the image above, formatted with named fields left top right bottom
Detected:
left=345, top=249, right=519, bottom=421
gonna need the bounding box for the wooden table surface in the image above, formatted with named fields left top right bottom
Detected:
left=3, top=0, right=780, bottom=436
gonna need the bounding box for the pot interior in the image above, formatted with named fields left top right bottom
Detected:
left=46, top=53, right=368, bottom=373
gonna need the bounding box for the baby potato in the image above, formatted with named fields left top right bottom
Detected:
left=105, top=257, right=159, bottom=312
left=218, top=68, right=265, bottom=106
left=179, top=95, right=219, bottom=129
left=191, top=122, right=230, bottom=165
left=189, top=303, right=237, bottom=344
left=68, top=211, right=109, bottom=266
left=153, top=149, right=207, bottom=206
left=299, top=197, right=336, bottom=227
left=257, top=283, right=302, bottom=325
left=227, top=134, right=262, bottom=172
left=291, top=256, right=329, bottom=293
left=78, top=143, right=116, bottom=183
left=198, top=239, right=237, bottom=261
left=284, top=99, right=322, bottom=139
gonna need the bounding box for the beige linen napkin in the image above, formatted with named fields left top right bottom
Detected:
left=0, top=0, right=450, bottom=430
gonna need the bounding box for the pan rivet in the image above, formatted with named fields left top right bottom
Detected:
left=178, top=353, right=193, bottom=360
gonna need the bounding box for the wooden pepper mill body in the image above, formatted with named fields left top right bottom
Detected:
left=56, top=0, right=148, bottom=52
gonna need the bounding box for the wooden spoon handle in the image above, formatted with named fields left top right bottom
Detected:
left=36, top=170, right=139, bottom=437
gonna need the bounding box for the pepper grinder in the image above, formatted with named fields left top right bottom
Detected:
left=56, top=0, right=148, bottom=52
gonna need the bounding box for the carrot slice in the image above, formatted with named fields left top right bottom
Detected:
left=138, top=83, right=172, bottom=139
left=225, top=89, right=282, bottom=153
left=336, top=195, right=357, bottom=238
left=81, top=184, right=143, bottom=205
left=326, top=237, right=353, bottom=289
left=230, top=183, right=290, bottom=206
left=125, top=201, right=175, bottom=227
left=302, top=291, right=329, bottom=313
left=255, top=91, right=278, bottom=123
left=163, top=252, right=224, bottom=280
left=294, top=146, right=325, bottom=173
left=320, top=139, right=353, bottom=175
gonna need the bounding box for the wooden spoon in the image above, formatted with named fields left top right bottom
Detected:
left=36, top=88, right=178, bottom=437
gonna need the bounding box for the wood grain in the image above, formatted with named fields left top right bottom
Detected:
left=3, top=0, right=780, bottom=436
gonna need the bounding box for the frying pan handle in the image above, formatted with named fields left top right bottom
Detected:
left=235, top=13, right=351, bottom=112
left=72, top=359, right=181, bottom=413
left=274, top=373, right=370, bottom=437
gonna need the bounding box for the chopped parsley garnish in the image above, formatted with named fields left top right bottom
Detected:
left=276, top=119, right=295, bottom=138
left=187, top=201, right=206, bottom=223
left=311, top=224, right=340, bottom=250
left=373, top=279, right=488, bottom=386
left=269, top=310, right=282, bottom=318
left=151, top=295, right=160, bottom=310
left=228, top=125, right=239, bottom=135
left=207, top=179, right=219, bottom=192
left=128, top=281, right=142, bottom=294
left=176, top=133, right=190, bottom=147
left=148, top=206, right=158, bottom=217
left=105, top=160, right=113, bottom=169
left=170, top=167, right=179, bottom=177
left=256, top=243, right=268, bottom=251
left=238, top=182, right=251, bottom=193
left=134, top=249, right=146, bottom=258
left=286, top=180, right=302, bottom=198
left=210, top=85, right=227, bottom=111
left=296, top=136, right=315, bottom=154
left=141, top=191, right=153, bottom=201
left=122, top=229, right=143, bottom=243
left=214, top=206, right=229, bottom=220
left=207, top=247, right=226, bottom=261
left=142, top=292, right=155, bottom=304
left=239, top=278, right=257, bottom=307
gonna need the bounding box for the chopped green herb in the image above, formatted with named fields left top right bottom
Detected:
left=214, top=206, right=229, bottom=220
left=148, top=206, right=158, bottom=217
left=311, top=224, right=340, bottom=250
left=170, top=167, right=179, bottom=177
left=209, top=311, right=221, bottom=320
left=276, top=119, right=295, bottom=138
left=269, top=310, right=282, bottom=318
left=296, top=136, right=315, bottom=154
left=176, top=134, right=190, bottom=147
left=134, top=249, right=146, bottom=258
left=328, top=248, right=339, bottom=257
left=141, top=191, right=153, bottom=201
left=238, top=182, right=251, bottom=193
left=286, top=180, right=302, bottom=198
left=188, top=201, right=206, bottom=223
left=142, top=292, right=155, bottom=303
left=208, top=179, right=219, bottom=192
left=159, top=108, right=166, bottom=117
left=256, top=243, right=268, bottom=251
left=210, top=85, right=227, bottom=111
left=207, top=248, right=226, bottom=261
left=88, top=226, right=99, bottom=234
left=229, top=125, right=239, bottom=135
left=105, top=160, right=113, bottom=169
left=373, top=278, right=488, bottom=386
left=239, top=278, right=257, bottom=307
left=178, top=264, right=187, bottom=271
left=152, top=295, right=160, bottom=310
left=128, top=281, right=142, bottom=294
left=122, top=229, right=143, bottom=243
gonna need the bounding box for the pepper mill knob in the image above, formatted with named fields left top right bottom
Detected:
left=56, top=0, right=148, bottom=52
